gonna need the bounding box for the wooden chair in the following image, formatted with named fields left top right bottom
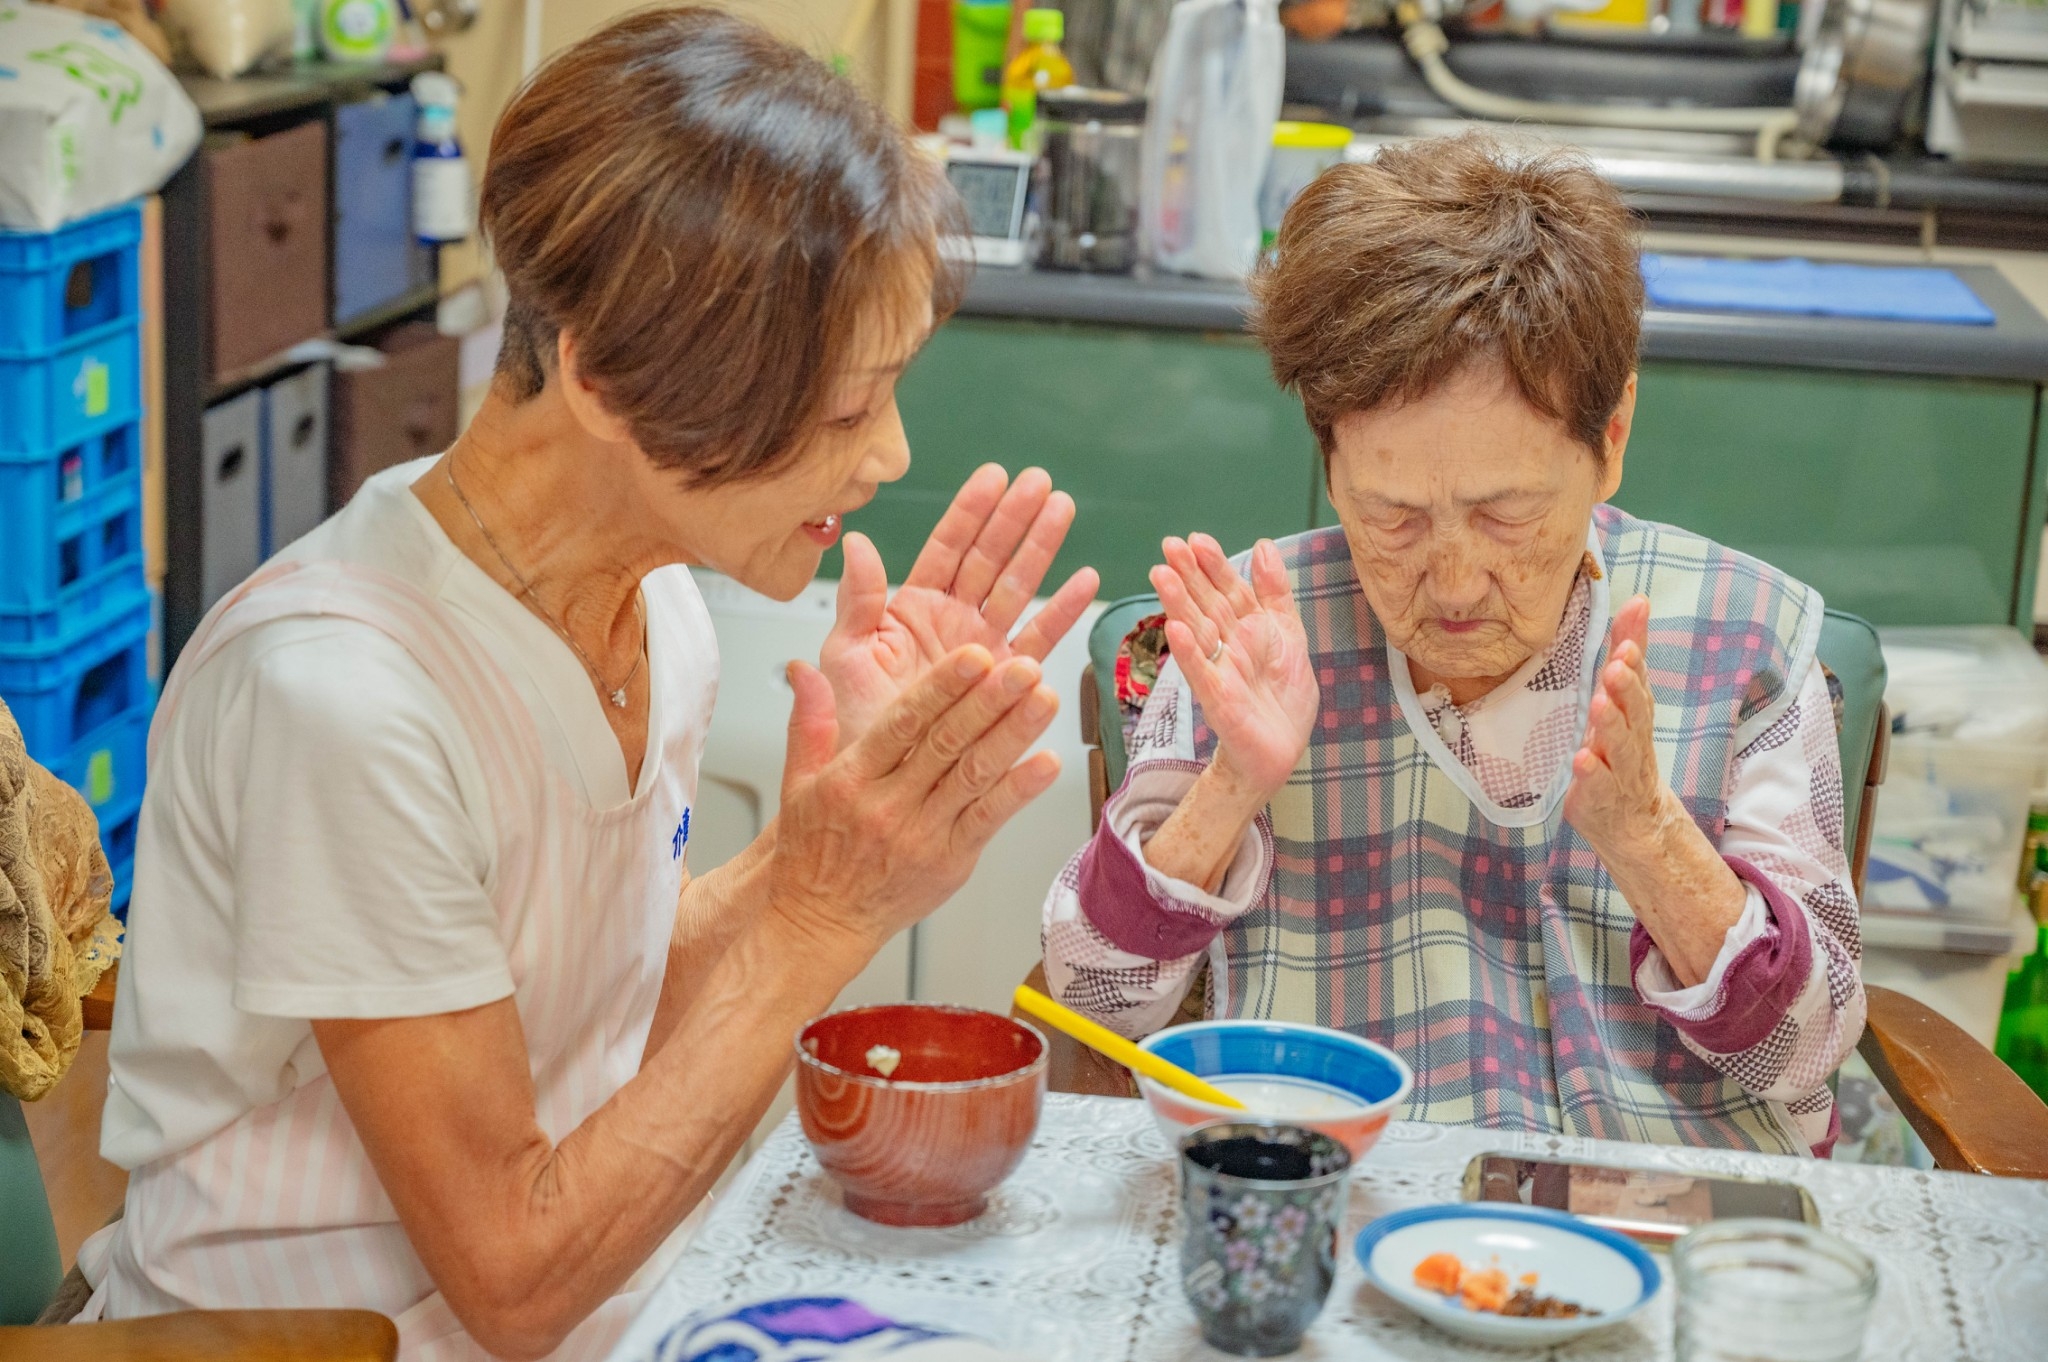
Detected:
left=1020, top=596, right=2048, bottom=1179
left=2, top=965, right=397, bottom=1357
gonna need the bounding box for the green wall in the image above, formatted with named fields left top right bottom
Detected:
left=853, top=318, right=1321, bottom=597
left=873, top=316, right=2044, bottom=627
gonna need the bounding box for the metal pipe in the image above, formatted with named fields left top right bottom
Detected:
left=1345, top=133, right=1848, bottom=203
left=1394, top=5, right=1802, bottom=160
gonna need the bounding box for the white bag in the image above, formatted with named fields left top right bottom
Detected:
left=162, top=0, right=294, bottom=80
left=1139, top=0, right=1284, bottom=280
left=0, top=2, right=202, bottom=230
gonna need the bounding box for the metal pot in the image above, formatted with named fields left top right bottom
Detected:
left=1794, top=0, right=1939, bottom=150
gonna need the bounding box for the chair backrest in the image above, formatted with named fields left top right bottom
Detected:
left=1814, top=609, right=1889, bottom=891
left=0, top=1095, right=63, bottom=1324
left=1079, top=594, right=1167, bottom=833
left=1081, top=595, right=1890, bottom=885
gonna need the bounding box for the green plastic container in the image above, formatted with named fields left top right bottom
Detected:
left=1997, top=921, right=2048, bottom=1103
left=953, top=0, right=1012, bottom=112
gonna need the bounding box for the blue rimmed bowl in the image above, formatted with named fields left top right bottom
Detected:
left=1136, top=1019, right=1412, bottom=1163
left=1354, top=1203, right=1662, bottom=1346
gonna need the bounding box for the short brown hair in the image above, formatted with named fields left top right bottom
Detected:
left=1250, top=133, right=1641, bottom=457
left=480, top=6, right=966, bottom=484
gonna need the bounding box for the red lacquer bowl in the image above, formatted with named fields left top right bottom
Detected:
left=794, top=1003, right=1048, bottom=1227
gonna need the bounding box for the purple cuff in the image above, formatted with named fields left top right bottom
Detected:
left=1076, top=818, right=1228, bottom=961
left=1631, top=854, right=1813, bottom=1054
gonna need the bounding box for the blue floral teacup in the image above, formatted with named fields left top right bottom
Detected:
left=1178, top=1121, right=1352, bottom=1356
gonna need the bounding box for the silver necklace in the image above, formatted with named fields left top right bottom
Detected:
left=445, top=458, right=645, bottom=709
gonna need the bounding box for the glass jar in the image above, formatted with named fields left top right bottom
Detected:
left=1674, top=1219, right=1878, bottom=1362
left=1035, top=87, right=1146, bottom=273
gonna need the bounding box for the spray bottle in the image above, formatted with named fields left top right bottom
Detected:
left=410, top=72, right=471, bottom=246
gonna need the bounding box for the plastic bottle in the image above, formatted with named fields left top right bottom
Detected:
left=953, top=0, right=1012, bottom=112
left=410, top=72, right=471, bottom=245
left=969, top=106, right=1010, bottom=153
left=1001, top=9, right=1073, bottom=153
left=1139, top=0, right=1285, bottom=280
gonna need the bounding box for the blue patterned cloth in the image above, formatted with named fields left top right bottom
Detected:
left=651, top=1296, right=1012, bottom=1362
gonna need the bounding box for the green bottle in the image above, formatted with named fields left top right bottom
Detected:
left=1001, top=9, right=1072, bottom=152
left=1994, top=832, right=2048, bottom=1102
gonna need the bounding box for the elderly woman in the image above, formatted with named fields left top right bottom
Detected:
left=78, top=10, right=1096, bottom=1358
left=1044, top=135, right=1863, bottom=1158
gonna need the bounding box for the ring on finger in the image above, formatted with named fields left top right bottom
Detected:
left=1206, top=635, right=1225, bottom=664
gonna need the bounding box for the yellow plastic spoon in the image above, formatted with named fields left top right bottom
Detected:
left=1013, top=984, right=1247, bottom=1110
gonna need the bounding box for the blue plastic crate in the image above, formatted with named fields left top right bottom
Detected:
left=0, top=589, right=153, bottom=760
left=0, top=422, right=145, bottom=642
left=0, top=204, right=143, bottom=356
left=0, top=321, right=141, bottom=456
left=50, top=698, right=151, bottom=818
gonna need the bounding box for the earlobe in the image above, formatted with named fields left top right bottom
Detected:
left=1597, top=374, right=1636, bottom=501
left=556, top=331, right=637, bottom=446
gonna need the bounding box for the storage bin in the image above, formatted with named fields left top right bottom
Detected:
left=263, top=361, right=330, bottom=553
left=1867, top=626, right=2048, bottom=925
left=0, top=204, right=143, bottom=355
left=201, top=390, right=265, bottom=613
left=333, top=94, right=435, bottom=326
left=332, top=322, right=458, bottom=504
left=0, top=422, right=145, bottom=643
left=50, top=700, right=151, bottom=818
left=0, top=321, right=142, bottom=455
left=0, top=588, right=153, bottom=760
left=207, top=120, right=329, bottom=379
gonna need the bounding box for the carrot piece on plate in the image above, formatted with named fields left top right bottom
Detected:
left=1412, top=1252, right=1465, bottom=1296
left=1459, top=1267, right=1512, bottom=1314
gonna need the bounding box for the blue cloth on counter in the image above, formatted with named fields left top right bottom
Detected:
left=1641, top=253, right=1997, bottom=326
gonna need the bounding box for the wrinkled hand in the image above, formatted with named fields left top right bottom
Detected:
left=1150, top=534, right=1319, bottom=796
left=1563, top=596, right=1675, bottom=857
left=819, top=466, right=1100, bottom=750
left=770, top=645, right=1062, bottom=953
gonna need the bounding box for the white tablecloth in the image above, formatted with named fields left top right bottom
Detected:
left=606, top=1093, right=2048, bottom=1361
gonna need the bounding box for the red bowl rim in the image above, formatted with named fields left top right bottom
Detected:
left=793, top=1002, right=1050, bottom=1093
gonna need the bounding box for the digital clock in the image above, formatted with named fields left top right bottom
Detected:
left=943, top=147, right=1035, bottom=267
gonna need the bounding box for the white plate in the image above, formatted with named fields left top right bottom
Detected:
left=1353, top=1204, right=1662, bottom=1347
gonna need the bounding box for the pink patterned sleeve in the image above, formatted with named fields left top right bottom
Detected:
left=1630, top=660, right=1866, bottom=1152
left=1041, top=664, right=1273, bottom=1039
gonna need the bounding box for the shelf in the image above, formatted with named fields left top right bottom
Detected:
left=336, top=284, right=441, bottom=342
left=180, top=56, right=444, bottom=129
left=205, top=286, right=440, bottom=403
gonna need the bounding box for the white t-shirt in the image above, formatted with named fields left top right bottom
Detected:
left=102, top=459, right=711, bottom=1169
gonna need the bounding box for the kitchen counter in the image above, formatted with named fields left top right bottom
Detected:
left=959, top=262, right=2048, bottom=383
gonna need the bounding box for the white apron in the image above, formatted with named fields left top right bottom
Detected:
left=78, top=556, right=715, bottom=1360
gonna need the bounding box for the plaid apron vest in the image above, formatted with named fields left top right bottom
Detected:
left=1209, top=505, right=1824, bottom=1153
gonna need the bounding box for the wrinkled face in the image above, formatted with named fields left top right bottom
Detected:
left=661, top=298, right=932, bottom=601
left=1326, top=362, right=1630, bottom=686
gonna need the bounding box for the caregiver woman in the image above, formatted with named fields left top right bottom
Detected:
left=79, top=10, right=1097, bottom=1358
left=1044, top=134, right=1864, bottom=1158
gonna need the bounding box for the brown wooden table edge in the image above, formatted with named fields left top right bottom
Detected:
left=0, top=1308, right=396, bottom=1362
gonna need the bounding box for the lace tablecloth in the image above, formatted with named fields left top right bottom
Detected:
left=607, top=1094, right=2048, bottom=1361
